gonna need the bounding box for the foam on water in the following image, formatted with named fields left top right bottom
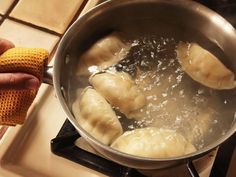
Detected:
left=71, top=35, right=236, bottom=151
left=114, top=36, right=235, bottom=149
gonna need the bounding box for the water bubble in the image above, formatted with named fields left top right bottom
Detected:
left=161, top=66, right=167, bottom=70
left=213, top=119, right=218, bottom=124
left=197, top=89, right=204, bottom=95
left=172, top=84, right=178, bottom=89
left=131, top=40, right=139, bottom=46
left=179, top=89, right=184, bottom=97
left=151, top=51, right=155, bottom=58
left=176, top=74, right=183, bottom=83
left=162, top=93, right=167, bottom=97
left=146, top=96, right=154, bottom=100
left=128, top=124, right=134, bottom=129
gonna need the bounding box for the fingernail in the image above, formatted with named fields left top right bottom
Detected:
left=25, top=78, right=40, bottom=89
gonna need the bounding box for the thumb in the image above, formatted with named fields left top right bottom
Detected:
left=0, top=38, right=15, bottom=54
left=0, top=73, right=40, bottom=90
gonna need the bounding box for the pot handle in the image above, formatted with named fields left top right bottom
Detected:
left=186, top=160, right=200, bottom=177
left=43, top=65, right=53, bottom=85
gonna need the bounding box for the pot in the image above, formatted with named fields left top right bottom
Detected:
left=43, top=0, right=236, bottom=175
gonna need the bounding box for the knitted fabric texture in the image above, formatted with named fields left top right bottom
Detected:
left=0, top=48, right=48, bottom=126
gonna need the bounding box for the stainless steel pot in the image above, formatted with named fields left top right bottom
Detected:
left=44, top=0, right=236, bottom=175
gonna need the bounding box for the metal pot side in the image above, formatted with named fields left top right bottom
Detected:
left=52, top=0, right=236, bottom=169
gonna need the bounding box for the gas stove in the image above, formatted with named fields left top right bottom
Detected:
left=51, top=119, right=219, bottom=177
left=0, top=1, right=235, bottom=177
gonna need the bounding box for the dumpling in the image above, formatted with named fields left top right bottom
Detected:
left=111, top=127, right=196, bottom=158
left=77, top=32, right=131, bottom=75
left=176, top=42, right=236, bottom=89
left=89, top=71, right=146, bottom=119
left=184, top=109, right=213, bottom=144
left=72, top=87, right=123, bottom=145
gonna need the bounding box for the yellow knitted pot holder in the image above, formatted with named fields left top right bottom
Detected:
left=0, top=48, right=49, bottom=126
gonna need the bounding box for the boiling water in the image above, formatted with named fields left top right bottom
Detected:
left=70, top=35, right=236, bottom=150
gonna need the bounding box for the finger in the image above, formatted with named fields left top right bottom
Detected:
left=0, top=38, right=15, bottom=54
left=0, top=73, right=40, bottom=90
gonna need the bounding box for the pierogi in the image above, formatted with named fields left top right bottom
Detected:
left=77, top=32, right=131, bottom=75
left=89, top=71, right=146, bottom=119
left=72, top=87, right=123, bottom=145
left=176, top=42, right=236, bottom=89
left=111, top=127, right=196, bottom=158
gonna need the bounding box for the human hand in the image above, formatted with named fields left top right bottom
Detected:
left=0, top=38, right=40, bottom=89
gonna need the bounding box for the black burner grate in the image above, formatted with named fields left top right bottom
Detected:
left=51, top=118, right=235, bottom=177
left=51, top=119, right=146, bottom=177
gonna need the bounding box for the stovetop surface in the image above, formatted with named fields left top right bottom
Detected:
left=51, top=120, right=144, bottom=177
left=0, top=1, right=235, bottom=177
left=50, top=119, right=235, bottom=177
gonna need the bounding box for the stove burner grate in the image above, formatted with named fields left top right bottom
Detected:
left=51, top=119, right=235, bottom=177
left=51, top=119, right=145, bottom=177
